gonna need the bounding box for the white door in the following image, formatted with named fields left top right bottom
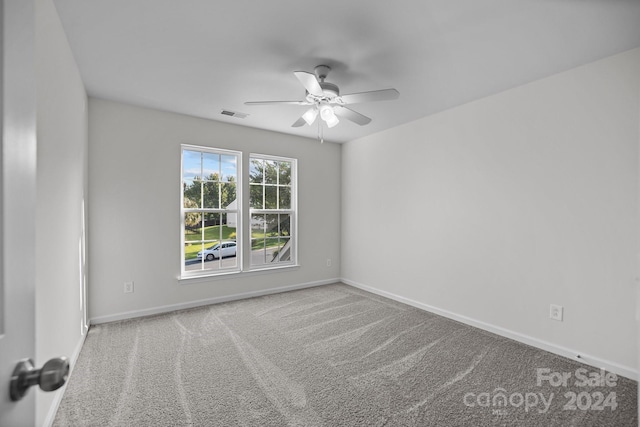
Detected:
left=1, top=0, right=38, bottom=425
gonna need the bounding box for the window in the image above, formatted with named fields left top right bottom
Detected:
left=181, top=146, right=296, bottom=278
left=181, top=146, right=241, bottom=276
left=249, top=155, right=296, bottom=269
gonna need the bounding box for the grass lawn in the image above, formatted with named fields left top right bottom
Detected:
left=250, top=237, right=288, bottom=251
left=184, top=225, right=236, bottom=260
left=184, top=225, right=286, bottom=260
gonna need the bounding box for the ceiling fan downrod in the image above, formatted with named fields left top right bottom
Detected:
left=314, top=64, right=331, bottom=82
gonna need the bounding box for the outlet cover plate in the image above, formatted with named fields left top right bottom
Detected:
left=549, top=304, right=563, bottom=321
left=124, top=281, right=134, bottom=293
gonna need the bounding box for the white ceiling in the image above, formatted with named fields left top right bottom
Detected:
left=53, top=0, right=640, bottom=144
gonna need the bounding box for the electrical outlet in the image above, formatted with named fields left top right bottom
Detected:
left=124, top=281, right=134, bottom=293
left=326, top=258, right=332, bottom=267
left=549, top=304, right=563, bottom=321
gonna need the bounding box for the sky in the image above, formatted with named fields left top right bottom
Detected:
left=182, top=149, right=237, bottom=186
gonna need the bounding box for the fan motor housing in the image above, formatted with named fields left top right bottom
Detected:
left=319, top=82, right=339, bottom=98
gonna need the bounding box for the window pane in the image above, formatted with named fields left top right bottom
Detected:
left=251, top=214, right=265, bottom=239
left=251, top=239, right=267, bottom=266
left=250, top=185, right=263, bottom=209
left=183, top=184, right=198, bottom=208
left=264, top=237, right=280, bottom=263
left=184, top=213, right=202, bottom=241
left=279, top=187, right=291, bottom=209
left=278, top=161, right=291, bottom=185
left=265, top=160, right=278, bottom=184
left=226, top=211, right=239, bottom=231
left=202, top=247, right=221, bottom=270
left=183, top=179, right=201, bottom=208
left=249, top=159, right=263, bottom=184
left=221, top=155, right=237, bottom=182
left=250, top=237, right=280, bottom=266
left=202, top=153, right=220, bottom=181
left=203, top=182, right=219, bottom=209
left=185, top=241, right=238, bottom=272
left=279, top=214, right=291, bottom=237
left=188, top=242, right=204, bottom=262
left=219, top=213, right=237, bottom=242
left=265, top=214, right=279, bottom=237
left=265, top=186, right=277, bottom=209
left=183, top=150, right=202, bottom=182
left=221, top=183, right=236, bottom=209
left=203, top=212, right=221, bottom=242
left=220, top=237, right=238, bottom=269
left=201, top=240, right=238, bottom=269
left=184, top=242, right=204, bottom=271
left=277, top=238, right=291, bottom=262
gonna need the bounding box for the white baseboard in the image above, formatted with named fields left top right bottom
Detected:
left=42, top=324, right=90, bottom=427
left=90, top=278, right=340, bottom=325
left=342, top=278, right=638, bottom=381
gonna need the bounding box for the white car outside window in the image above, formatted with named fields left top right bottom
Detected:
left=197, top=241, right=236, bottom=260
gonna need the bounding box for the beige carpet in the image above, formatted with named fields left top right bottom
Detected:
left=54, top=283, right=637, bottom=426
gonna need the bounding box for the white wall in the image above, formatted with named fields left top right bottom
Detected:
left=88, top=99, right=341, bottom=320
left=342, top=49, right=640, bottom=375
left=35, top=0, right=88, bottom=424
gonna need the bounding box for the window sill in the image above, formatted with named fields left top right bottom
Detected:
left=178, top=264, right=300, bottom=285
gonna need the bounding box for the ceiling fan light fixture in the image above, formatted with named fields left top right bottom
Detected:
left=320, top=104, right=339, bottom=128
left=302, top=107, right=318, bottom=125
left=245, top=65, right=399, bottom=133
left=325, top=114, right=339, bottom=128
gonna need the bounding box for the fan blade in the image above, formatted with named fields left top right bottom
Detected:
left=339, top=88, right=399, bottom=104
left=333, top=106, right=372, bottom=126
left=291, top=116, right=307, bottom=127
left=244, top=100, right=310, bottom=106
left=294, top=71, right=324, bottom=97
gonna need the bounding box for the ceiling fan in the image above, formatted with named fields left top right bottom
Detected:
left=245, top=65, right=399, bottom=129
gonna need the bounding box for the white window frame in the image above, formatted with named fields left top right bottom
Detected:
left=180, top=145, right=242, bottom=279
left=249, top=153, right=298, bottom=271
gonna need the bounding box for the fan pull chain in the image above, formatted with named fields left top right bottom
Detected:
left=317, top=118, right=324, bottom=144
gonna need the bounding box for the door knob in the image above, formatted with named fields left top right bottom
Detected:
left=9, top=357, right=69, bottom=401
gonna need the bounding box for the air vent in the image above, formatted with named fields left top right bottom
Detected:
left=220, top=110, right=249, bottom=119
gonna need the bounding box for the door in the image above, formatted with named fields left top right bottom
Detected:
left=1, top=0, right=38, bottom=425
